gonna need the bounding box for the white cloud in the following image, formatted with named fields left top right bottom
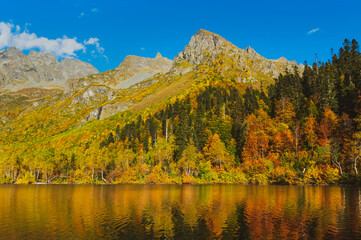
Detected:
left=84, top=37, right=107, bottom=61
left=78, top=8, right=99, bottom=19
left=141, top=47, right=146, bottom=51
left=0, top=21, right=104, bottom=58
left=84, top=37, right=104, bottom=53
left=84, top=37, right=99, bottom=47
left=307, top=28, right=320, bottom=35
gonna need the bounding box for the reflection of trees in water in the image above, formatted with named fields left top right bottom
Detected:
left=171, top=205, right=212, bottom=239
left=141, top=205, right=155, bottom=239
left=85, top=185, right=358, bottom=239
left=337, top=187, right=361, bottom=239
left=220, top=203, right=251, bottom=240
left=1, top=185, right=361, bottom=239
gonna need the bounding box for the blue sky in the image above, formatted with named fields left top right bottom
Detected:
left=0, top=0, right=360, bottom=72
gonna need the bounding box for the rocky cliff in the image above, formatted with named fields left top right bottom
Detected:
left=0, top=47, right=98, bottom=88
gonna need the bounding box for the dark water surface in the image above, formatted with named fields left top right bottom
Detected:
left=0, top=184, right=361, bottom=239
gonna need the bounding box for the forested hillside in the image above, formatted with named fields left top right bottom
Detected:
left=1, top=35, right=361, bottom=184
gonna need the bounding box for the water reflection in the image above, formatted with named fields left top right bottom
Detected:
left=0, top=184, right=360, bottom=239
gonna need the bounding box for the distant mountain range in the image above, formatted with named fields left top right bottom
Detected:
left=0, top=29, right=301, bottom=91
left=0, top=29, right=303, bottom=133
left=0, top=47, right=98, bottom=88
left=0, top=28, right=304, bottom=134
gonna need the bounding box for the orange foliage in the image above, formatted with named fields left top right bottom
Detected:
left=318, top=106, right=338, bottom=146
left=275, top=98, right=296, bottom=125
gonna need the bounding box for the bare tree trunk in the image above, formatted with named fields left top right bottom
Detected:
left=165, top=119, right=168, bottom=141
left=354, top=148, right=361, bottom=175
left=355, top=162, right=358, bottom=175
left=331, top=157, right=343, bottom=176
left=355, top=159, right=359, bottom=176
left=49, top=170, right=53, bottom=183
left=293, top=121, right=300, bottom=159
left=223, top=101, right=226, bottom=119
left=101, top=168, right=107, bottom=183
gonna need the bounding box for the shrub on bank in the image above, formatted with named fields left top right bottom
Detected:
left=0, top=175, right=14, bottom=184
left=248, top=173, right=269, bottom=184
left=218, top=169, right=247, bottom=183
left=198, top=160, right=218, bottom=183
left=321, top=165, right=340, bottom=184
left=273, top=166, right=296, bottom=184
left=16, top=171, right=36, bottom=184
left=303, top=166, right=323, bottom=184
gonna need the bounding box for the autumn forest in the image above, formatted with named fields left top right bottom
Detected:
left=1, top=39, right=361, bottom=185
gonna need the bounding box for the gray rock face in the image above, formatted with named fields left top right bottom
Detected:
left=116, top=72, right=156, bottom=89
left=67, top=52, right=173, bottom=91
left=0, top=47, right=98, bottom=88
left=113, top=52, right=173, bottom=88
left=60, top=59, right=98, bottom=81
left=245, top=46, right=262, bottom=59
left=0, top=47, right=38, bottom=87
left=71, top=85, right=115, bottom=107
left=83, top=101, right=132, bottom=122
left=27, top=50, right=63, bottom=83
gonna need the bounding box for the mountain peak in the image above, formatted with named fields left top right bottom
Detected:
left=195, top=29, right=223, bottom=38
left=7, top=46, right=21, bottom=52
left=0, top=46, right=25, bottom=58
left=172, top=29, right=302, bottom=80
left=190, top=29, right=227, bottom=48
left=119, top=54, right=172, bottom=68
left=277, top=56, right=288, bottom=62
left=110, top=53, right=173, bottom=88
left=176, top=29, right=231, bottom=65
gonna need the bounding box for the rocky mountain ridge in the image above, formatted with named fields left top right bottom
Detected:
left=172, top=29, right=303, bottom=81
left=0, top=47, right=98, bottom=88
left=67, top=29, right=302, bottom=96
left=66, top=52, right=173, bottom=90
left=0, top=29, right=304, bottom=125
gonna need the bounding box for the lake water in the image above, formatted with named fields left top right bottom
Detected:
left=0, top=184, right=360, bottom=239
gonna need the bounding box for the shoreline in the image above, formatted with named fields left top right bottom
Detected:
left=0, top=182, right=357, bottom=186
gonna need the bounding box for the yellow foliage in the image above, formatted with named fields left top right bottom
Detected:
left=182, top=174, right=195, bottom=184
